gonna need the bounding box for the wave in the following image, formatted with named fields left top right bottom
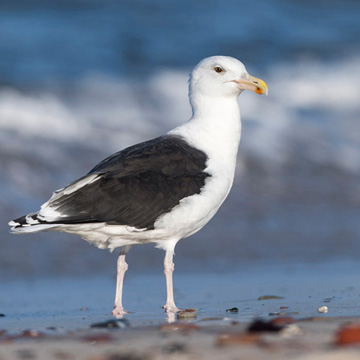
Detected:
left=2, top=56, right=360, bottom=173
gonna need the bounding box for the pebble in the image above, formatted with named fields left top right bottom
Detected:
left=247, top=319, right=283, bottom=333
left=270, top=316, right=296, bottom=326
left=318, top=306, right=329, bottom=313
left=280, top=324, right=303, bottom=338
left=225, top=307, right=239, bottom=313
left=176, top=309, right=198, bottom=319
left=335, top=324, right=360, bottom=346
left=269, top=312, right=280, bottom=316
left=90, top=319, right=130, bottom=329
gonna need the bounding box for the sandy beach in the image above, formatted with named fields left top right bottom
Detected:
left=2, top=317, right=360, bottom=360
left=1, top=261, right=360, bottom=359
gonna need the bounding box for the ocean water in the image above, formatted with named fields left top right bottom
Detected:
left=2, top=260, right=360, bottom=331
left=1, top=0, right=360, bottom=279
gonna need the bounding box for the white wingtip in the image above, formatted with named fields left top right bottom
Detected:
left=9, top=223, right=59, bottom=234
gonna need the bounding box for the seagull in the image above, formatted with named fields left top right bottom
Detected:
left=9, top=56, right=268, bottom=317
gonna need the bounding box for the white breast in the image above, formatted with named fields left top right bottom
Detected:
left=153, top=96, right=242, bottom=247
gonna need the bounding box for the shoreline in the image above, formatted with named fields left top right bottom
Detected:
left=1, top=261, right=360, bottom=358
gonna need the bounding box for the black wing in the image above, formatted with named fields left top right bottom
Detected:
left=39, top=135, right=210, bottom=230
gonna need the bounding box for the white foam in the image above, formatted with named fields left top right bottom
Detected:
left=1, top=55, right=360, bottom=183
left=240, top=56, right=360, bottom=172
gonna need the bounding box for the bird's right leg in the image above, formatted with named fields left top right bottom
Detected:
left=112, top=245, right=132, bottom=318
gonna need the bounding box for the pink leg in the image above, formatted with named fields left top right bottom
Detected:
left=163, top=249, right=180, bottom=313
left=112, top=246, right=131, bottom=318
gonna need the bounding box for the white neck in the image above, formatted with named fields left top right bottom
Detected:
left=169, top=94, right=242, bottom=173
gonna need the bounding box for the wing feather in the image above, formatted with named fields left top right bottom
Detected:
left=38, top=135, right=209, bottom=230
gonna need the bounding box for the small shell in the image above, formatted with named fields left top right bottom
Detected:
left=280, top=324, right=303, bottom=338
left=318, top=306, right=329, bottom=313
left=177, top=308, right=198, bottom=319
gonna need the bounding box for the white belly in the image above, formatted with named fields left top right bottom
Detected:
left=154, top=171, right=234, bottom=240
left=54, top=166, right=234, bottom=252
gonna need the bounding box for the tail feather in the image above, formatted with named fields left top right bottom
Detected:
left=9, top=213, right=58, bottom=234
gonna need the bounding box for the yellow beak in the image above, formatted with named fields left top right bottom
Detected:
left=235, top=75, right=268, bottom=95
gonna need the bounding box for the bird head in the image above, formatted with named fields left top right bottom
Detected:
left=189, top=56, right=268, bottom=99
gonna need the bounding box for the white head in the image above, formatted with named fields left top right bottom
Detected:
left=189, top=56, right=268, bottom=100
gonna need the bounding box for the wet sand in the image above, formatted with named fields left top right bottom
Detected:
left=1, top=260, right=360, bottom=359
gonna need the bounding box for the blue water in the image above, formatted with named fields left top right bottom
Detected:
left=1, top=0, right=360, bottom=278
left=0, top=0, right=358, bottom=85
left=1, top=261, right=360, bottom=331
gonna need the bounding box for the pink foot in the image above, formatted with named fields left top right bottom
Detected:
left=163, top=304, right=181, bottom=313
left=112, top=306, right=129, bottom=318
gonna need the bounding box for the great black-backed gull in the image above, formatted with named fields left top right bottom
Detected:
left=9, top=56, right=268, bottom=317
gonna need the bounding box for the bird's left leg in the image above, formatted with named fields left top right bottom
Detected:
left=112, top=245, right=132, bottom=318
left=163, top=248, right=180, bottom=313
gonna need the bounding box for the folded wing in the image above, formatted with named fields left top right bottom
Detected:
left=28, top=135, right=210, bottom=230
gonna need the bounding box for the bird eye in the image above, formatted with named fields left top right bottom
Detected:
left=214, top=66, right=224, bottom=73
